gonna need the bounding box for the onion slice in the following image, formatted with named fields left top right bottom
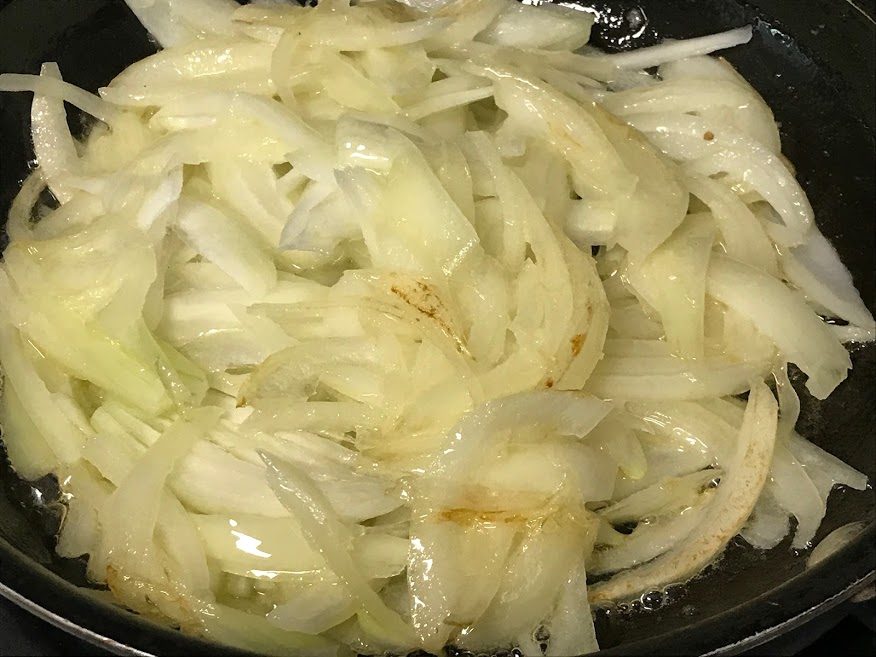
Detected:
left=602, top=27, right=752, bottom=70
left=707, top=255, right=851, bottom=400
left=0, top=72, right=117, bottom=123
left=782, top=228, right=875, bottom=330
left=588, top=381, right=777, bottom=606
left=262, top=453, right=418, bottom=649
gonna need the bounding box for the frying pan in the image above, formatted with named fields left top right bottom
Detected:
left=0, top=0, right=874, bottom=655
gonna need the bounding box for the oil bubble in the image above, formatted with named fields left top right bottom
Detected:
left=640, top=590, right=663, bottom=611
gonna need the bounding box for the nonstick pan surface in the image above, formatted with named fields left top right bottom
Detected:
left=0, top=1, right=874, bottom=655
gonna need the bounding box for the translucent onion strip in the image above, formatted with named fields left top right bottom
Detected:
left=0, top=72, right=118, bottom=123
left=602, top=27, right=752, bottom=70
left=589, top=382, right=778, bottom=606
left=707, top=255, right=851, bottom=399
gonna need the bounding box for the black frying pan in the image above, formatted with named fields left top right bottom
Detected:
left=0, top=1, right=874, bottom=655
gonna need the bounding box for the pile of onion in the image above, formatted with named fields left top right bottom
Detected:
left=0, top=1, right=871, bottom=655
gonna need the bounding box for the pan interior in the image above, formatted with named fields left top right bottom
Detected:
left=0, top=1, right=873, bottom=655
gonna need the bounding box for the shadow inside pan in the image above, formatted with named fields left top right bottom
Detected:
left=0, top=0, right=873, bottom=655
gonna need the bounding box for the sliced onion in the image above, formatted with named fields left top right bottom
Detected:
left=263, top=453, right=418, bottom=649
left=5, top=170, right=44, bottom=242
left=597, top=469, right=720, bottom=525
left=29, top=63, right=79, bottom=204
left=122, top=0, right=238, bottom=48
left=782, top=228, right=875, bottom=330
left=589, top=382, right=777, bottom=605
left=0, top=72, right=117, bottom=123
left=477, top=2, right=594, bottom=51
left=624, top=212, right=716, bottom=359
left=426, top=390, right=612, bottom=485
left=0, top=3, right=868, bottom=654
left=831, top=324, right=876, bottom=344
left=808, top=522, right=866, bottom=568
left=543, top=559, right=599, bottom=657
left=740, top=487, right=789, bottom=550
left=601, top=27, right=752, bottom=70
left=685, top=175, right=778, bottom=276
left=589, top=500, right=710, bottom=575
left=97, top=408, right=219, bottom=618
left=768, top=440, right=825, bottom=549
left=587, top=355, right=765, bottom=401
left=707, top=254, right=851, bottom=400
left=455, top=507, right=598, bottom=652
left=175, top=197, right=277, bottom=298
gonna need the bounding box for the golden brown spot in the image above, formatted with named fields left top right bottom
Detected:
left=571, top=333, right=587, bottom=357
left=390, top=284, right=444, bottom=325
left=544, top=377, right=554, bottom=389
left=437, top=507, right=527, bottom=526
left=703, top=131, right=715, bottom=141
left=388, top=277, right=468, bottom=354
